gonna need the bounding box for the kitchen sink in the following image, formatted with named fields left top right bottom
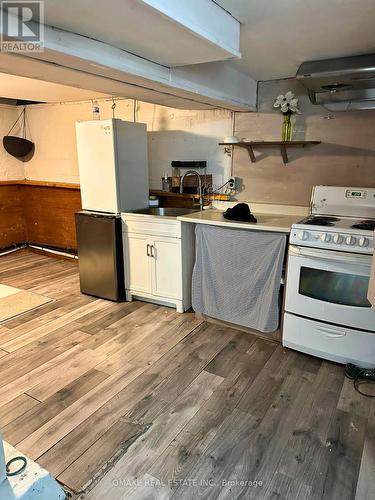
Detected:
left=132, top=207, right=200, bottom=217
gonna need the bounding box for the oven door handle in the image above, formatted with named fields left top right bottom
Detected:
left=289, top=245, right=372, bottom=266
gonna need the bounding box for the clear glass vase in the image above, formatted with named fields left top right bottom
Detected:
left=282, top=113, right=293, bottom=141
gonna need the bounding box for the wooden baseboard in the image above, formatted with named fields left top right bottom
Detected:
left=195, top=312, right=281, bottom=343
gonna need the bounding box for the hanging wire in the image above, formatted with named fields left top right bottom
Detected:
left=23, top=107, right=26, bottom=139
left=24, top=107, right=33, bottom=142
left=5, top=108, right=26, bottom=137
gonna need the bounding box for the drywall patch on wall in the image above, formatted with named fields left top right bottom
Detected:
left=0, top=105, right=25, bottom=180
left=233, top=79, right=375, bottom=206
left=24, top=100, right=232, bottom=189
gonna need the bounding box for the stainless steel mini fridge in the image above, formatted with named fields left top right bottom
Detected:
left=75, top=211, right=125, bottom=301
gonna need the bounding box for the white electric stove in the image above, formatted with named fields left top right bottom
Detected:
left=283, top=186, right=375, bottom=368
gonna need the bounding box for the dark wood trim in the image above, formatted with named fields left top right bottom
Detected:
left=0, top=180, right=80, bottom=189
left=0, top=180, right=24, bottom=186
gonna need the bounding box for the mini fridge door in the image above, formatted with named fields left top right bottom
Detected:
left=75, top=211, right=125, bottom=301
left=76, top=120, right=120, bottom=213
left=75, top=119, right=149, bottom=214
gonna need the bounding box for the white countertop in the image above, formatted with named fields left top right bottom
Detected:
left=177, top=209, right=302, bottom=233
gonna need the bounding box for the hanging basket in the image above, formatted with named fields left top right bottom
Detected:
left=3, top=108, right=35, bottom=161
left=3, top=136, right=34, bottom=159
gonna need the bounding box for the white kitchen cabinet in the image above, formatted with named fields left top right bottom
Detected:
left=124, top=233, right=152, bottom=294
left=122, top=214, right=194, bottom=312
left=152, top=236, right=181, bottom=300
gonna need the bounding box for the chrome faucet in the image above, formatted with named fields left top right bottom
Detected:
left=180, top=170, right=203, bottom=211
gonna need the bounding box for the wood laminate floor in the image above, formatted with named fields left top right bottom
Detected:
left=0, top=250, right=373, bottom=499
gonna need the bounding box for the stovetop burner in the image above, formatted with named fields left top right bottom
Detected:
left=303, top=216, right=340, bottom=226
left=290, top=186, right=375, bottom=254
left=351, top=219, right=375, bottom=231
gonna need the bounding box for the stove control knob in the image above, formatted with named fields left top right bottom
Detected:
left=297, top=231, right=309, bottom=241
left=321, top=233, right=331, bottom=243
left=345, top=235, right=356, bottom=246
left=333, top=234, right=343, bottom=244
left=358, top=237, right=369, bottom=247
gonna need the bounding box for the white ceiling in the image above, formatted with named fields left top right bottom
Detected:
left=216, top=0, right=375, bottom=80
left=0, top=72, right=106, bottom=102
left=39, top=0, right=375, bottom=94
left=1, top=0, right=375, bottom=108
left=42, top=0, right=240, bottom=66
left=0, top=1, right=253, bottom=110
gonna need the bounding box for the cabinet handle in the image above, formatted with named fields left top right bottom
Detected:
left=150, top=245, right=155, bottom=258
left=146, top=244, right=151, bottom=257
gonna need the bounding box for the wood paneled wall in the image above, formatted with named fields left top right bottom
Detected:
left=0, top=184, right=27, bottom=248
left=0, top=181, right=81, bottom=250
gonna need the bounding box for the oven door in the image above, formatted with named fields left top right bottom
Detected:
left=285, top=245, right=374, bottom=331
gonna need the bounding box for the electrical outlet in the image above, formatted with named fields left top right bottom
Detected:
left=228, top=177, right=236, bottom=190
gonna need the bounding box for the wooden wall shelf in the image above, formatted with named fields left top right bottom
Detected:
left=219, top=140, right=321, bottom=164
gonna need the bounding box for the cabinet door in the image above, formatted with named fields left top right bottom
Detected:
left=123, top=233, right=152, bottom=293
left=151, top=237, right=182, bottom=299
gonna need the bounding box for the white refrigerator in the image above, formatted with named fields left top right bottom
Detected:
left=75, top=119, right=149, bottom=301
left=75, top=119, right=149, bottom=213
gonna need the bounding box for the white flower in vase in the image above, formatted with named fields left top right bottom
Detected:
left=273, top=91, right=300, bottom=115
left=273, top=91, right=301, bottom=141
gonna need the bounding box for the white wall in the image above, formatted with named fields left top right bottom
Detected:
left=234, top=79, right=375, bottom=205
left=3, top=80, right=375, bottom=208
left=24, top=100, right=233, bottom=189
left=0, top=105, right=25, bottom=180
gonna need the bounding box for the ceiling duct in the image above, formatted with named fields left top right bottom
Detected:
left=296, top=54, right=375, bottom=111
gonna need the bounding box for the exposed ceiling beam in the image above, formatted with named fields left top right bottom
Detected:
left=0, top=8, right=256, bottom=110
left=139, top=0, right=241, bottom=63
left=0, top=53, right=216, bottom=109
left=42, top=0, right=241, bottom=67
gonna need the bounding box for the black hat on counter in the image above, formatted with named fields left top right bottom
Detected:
left=223, top=203, right=257, bottom=223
